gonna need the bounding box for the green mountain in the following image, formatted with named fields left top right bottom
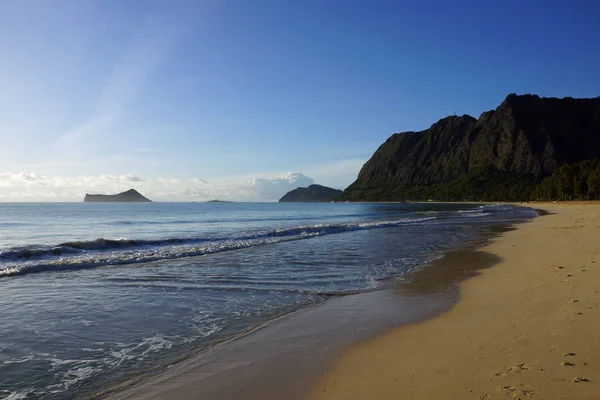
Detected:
left=84, top=189, right=152, bottom=203
left=342, top=94, right=600, bottom=201
left=279, top=184, right=343, bottom=202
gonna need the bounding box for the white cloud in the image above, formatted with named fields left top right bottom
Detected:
left=148, top=172, right=315, bottom=202
left=0, top=191, right=80, bottom=199
left=0, top=166, right=357, bottom=202
left=0, top=171, right=314, bottom=202
left=0, top=172, right=146, bottom=189
left=240, top=172, right=314, bottom=200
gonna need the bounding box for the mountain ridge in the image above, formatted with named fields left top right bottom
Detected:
left=343, top=94, right=600, bottom=201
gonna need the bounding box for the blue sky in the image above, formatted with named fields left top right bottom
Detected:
left=1, top=0, right=599, bottom=201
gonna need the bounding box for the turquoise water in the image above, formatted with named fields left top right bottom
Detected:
left=0, top=202, right=537, bottom=399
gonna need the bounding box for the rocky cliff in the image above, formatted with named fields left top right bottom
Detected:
left=84, top=189, right=152, bottom=203
left=343, top=94, right=600, bottom=201
left=279, top=184, right=343, bottom=202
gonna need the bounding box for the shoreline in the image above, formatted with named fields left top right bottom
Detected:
left=99, top=213, right=528, bottom=400
left=308, top=202, right=600, bottom=399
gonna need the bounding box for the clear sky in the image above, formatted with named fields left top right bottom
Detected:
left=1, top=0, right=599, bottom=201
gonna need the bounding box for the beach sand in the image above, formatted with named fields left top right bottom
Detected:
left=308, top=203, right=600, bottom=400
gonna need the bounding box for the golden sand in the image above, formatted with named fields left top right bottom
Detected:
left=308, top=203, right=600, bottom=400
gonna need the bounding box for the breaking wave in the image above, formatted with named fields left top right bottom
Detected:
left=0, top=216, right=437, bottom=278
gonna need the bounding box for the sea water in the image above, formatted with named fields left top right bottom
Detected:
left=0, top=202, right=537, bottom=399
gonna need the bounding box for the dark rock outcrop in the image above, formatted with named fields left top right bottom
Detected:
left=344, top=94, right=600, bottom=200
left=279, top=184, right=343, bottom=202
left=84, top=189, right=152, bottom=203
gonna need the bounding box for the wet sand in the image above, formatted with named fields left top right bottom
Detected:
left=102, top=224, right=508, bottom=399
left=308, top=203, right=600, bottom=400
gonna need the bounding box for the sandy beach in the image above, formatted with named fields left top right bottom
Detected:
left=308, top=203, right=600, bottom=400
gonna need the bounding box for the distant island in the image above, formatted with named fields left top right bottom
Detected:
left=206, top=199, right=232, bottom=203
left=84, top=189, right=152, bottom=203
left=279, top=184, right=343, bottom=202
left=342, top=94, right=600, bottom=202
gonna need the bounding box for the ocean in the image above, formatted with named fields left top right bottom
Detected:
left=0, top=202, right=537, bottom=399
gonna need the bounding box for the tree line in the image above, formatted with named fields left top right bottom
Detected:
left=532, top=159, right=600, bottom=201
left=341, top=159, right=600, bottom=202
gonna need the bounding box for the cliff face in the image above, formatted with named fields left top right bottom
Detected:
left=84, top=189, right=152, bottom=203
left=279, top=184, right=343, bottom=202
left=345, top=94, right=600, bottom=199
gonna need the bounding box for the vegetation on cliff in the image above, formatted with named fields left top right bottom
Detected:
left=342, top=160, right=600, bottom=202
left=532, top=159, right=600, bottom=200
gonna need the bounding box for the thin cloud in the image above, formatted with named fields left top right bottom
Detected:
left=157, top=177, right=181, bottom=185
left=0, top=172, right=146, bottom=188
left=123, top=175, right=145, bottom=183
left=17, top=161, right=75, bottom=168
left=56, top=15, right=184, bottom=145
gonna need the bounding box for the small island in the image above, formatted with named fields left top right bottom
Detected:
left=279, top=184, right=343, bottom=202
left=83, top=188, right=152, bottom=203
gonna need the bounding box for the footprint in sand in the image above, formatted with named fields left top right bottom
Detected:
left=501, top=384, right=534, bottom=397
left=495, top=364, right=530, bottom=376
left=561, top=361, right=576, bottom=366
left=574, top=377, right=590, bottom=383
